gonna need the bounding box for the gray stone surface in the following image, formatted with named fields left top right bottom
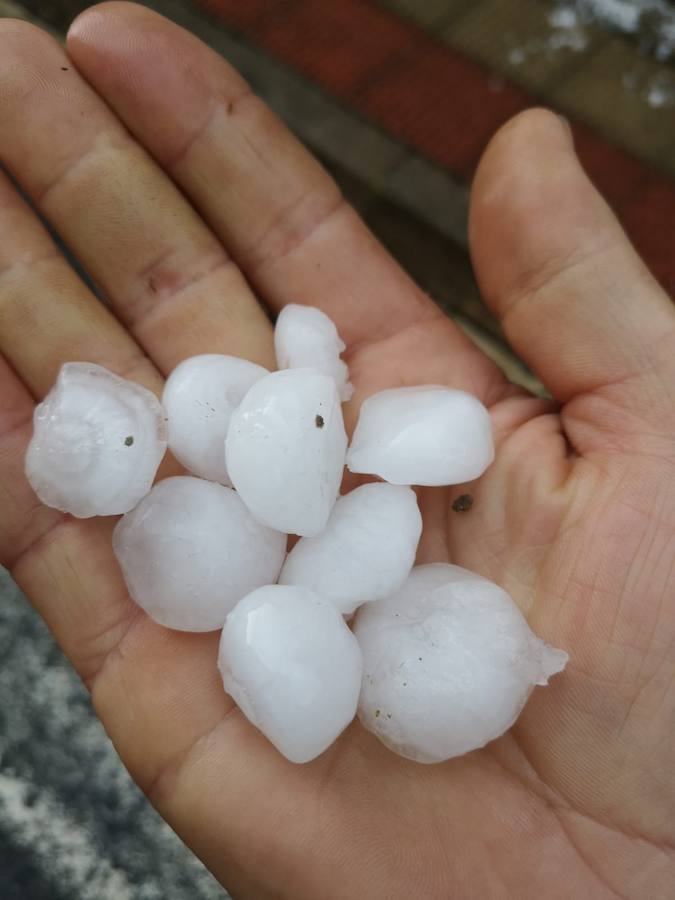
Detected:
left=0, top=567, right=228, bottom=900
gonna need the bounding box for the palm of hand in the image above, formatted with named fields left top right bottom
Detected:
left=0, top=6, right=673, bottom=899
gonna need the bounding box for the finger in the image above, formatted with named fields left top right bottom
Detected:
left=470, top=109, right=675, bottom=435
left=67, top=3, right=455, bottom=349
left=0, top=162, right=159, bottom=618
left=0, top=170, right=242, bottom=806
left=0, top=169, right=161, bottom=399
left=0, top=156, right=219, bottom=782
left=0, top=351, right=145, bottom=695
left=0, top=355, right=63, bottom=569
left=0, top=19, right=273, bottom=372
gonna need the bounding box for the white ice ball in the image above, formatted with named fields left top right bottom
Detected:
left=226, top=368, right=348, bottom=536
left=25, top=362, right=167, bottom=518
left=113, top=476, right=287, bottom=632
left=275, top=304, right=353, bottom=401
left=355, top=564, right=568, bottom=763
left=279, top=483, right=422, bottom=616
left=219, top=584, right=363, bottom=763
left=346, top=386, right=494, bottom=486
left=162, top=354, right=268, bottom=484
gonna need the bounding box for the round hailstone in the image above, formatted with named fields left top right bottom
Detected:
left=225, top=368, right=348, bottom=537
left=219, top=584, right=363, bottom=763
left=274, top=304, right=353, bottom=401
left=162, top=354, right=268, bottom=485
left=355, top=564, right=568, bottom=763
left=113, top=476, right=287, bottom=632
left=25, top=362, right=166, bottom=518
left=346, top=385, right=494, bottom=486
left=279, top=483, right=422, bottom=616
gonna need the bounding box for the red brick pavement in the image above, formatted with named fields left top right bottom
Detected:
left=355, top=39, right=530, bottom=176
left=198, top=0, right=675, bottom=294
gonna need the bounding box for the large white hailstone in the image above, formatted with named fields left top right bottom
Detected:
left=113, top=476, right=287, bottom=632
left=162, top=354, right=268, bottom=485
left=219, top=584, right=363, bottom=763
left=279, top=483, right=422, bottom=616
left=346, top=385, right=494, bottom=486
left=25, top=362, right=166, bottom=518
left=226, top=368, right=348, bottom=537
left=355, top=564, right=568, bottom=763
left=274, top=304, right=354, bottom=401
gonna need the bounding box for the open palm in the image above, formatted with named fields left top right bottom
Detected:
left=1, top=5, right=674, bottom=898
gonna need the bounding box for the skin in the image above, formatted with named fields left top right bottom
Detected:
left=0, top=4, right=674, bottom=897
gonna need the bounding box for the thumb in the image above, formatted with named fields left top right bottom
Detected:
left=470, top=109, right=675, bottom=449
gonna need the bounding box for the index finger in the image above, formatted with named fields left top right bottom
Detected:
left=67, top=2, right=444, bottom=348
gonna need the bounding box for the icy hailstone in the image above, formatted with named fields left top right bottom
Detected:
left=274, top=304, right=353, bottom=401
left=219, top=584, right=363, bottom=763
left=226, top=368, right=348, bottom=536
left=279, top=483, right=422, bottom=616
left=346, top=385, right=494, bottom=486
left=163, top=354, right=268, bottom=485
left=25, top=362, right=166, bottom=518
left=113, top=476, right=287, bottom=632
left=355, top=564, right=568, bottom=763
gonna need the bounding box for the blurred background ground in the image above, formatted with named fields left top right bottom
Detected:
left=1, top=0, right=674, bottom=897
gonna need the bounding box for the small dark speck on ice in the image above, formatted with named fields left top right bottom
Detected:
left=315, top=414, right=325, bottom=429
left=124, top=436, right=134, bottom=446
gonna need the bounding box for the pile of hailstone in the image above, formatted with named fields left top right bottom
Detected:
left=25, top=305, right=567, bottom=765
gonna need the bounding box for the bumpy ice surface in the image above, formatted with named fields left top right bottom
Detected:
left=279, top=483, right=422, bottom=615
left=219, top=584, right=363, bottom=763
left=25, top=362, right=167, bottom=518
left=226, top=368, right=348, bottom=536
left=113, top=476, right=287, bottom=631
left=162, top=354, right=268, bottom=484
left=274, top=304, right=353, bottom=401
left=355, top=564, right=568, bottom=763
left=346, top=386, right=494, bottom=486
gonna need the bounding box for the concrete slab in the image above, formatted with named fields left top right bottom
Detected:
left=386, top=153, right=469, bottom=248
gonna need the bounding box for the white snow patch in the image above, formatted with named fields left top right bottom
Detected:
left=505, top=1, right=675, bottom=106
left=554, top=0, right=675, bottom=59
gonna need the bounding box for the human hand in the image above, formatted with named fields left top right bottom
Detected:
left=0, top=4, right=673, bottom=897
